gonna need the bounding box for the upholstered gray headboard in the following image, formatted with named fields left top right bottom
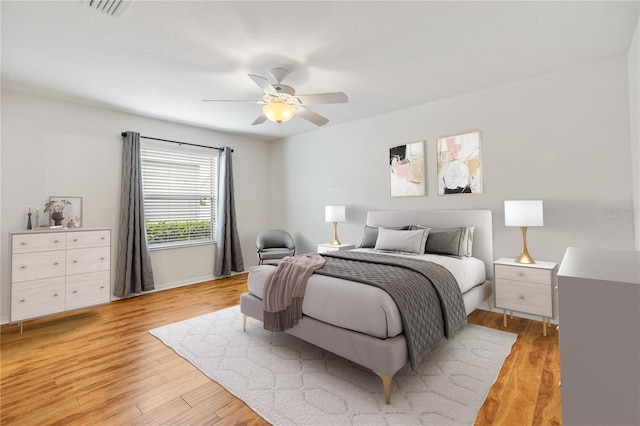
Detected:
left=366, top=209, right=494, bottom=283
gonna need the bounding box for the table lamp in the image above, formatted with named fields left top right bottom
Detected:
left=504, top=200, right=544, bottom=264
left=325, top=205, right=345, bottom=246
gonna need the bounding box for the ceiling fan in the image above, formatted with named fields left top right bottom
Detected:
left=203, top=68, right=348, bottom=126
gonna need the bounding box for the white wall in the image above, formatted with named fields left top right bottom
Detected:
left=271, top=56, right=635, bottom=265
left=629, top=17, right=640, bottom=250
left=0, top=90, right=271, bottom=323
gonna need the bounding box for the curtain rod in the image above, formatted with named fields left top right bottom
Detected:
left=120, top=132, right=233, bottom=152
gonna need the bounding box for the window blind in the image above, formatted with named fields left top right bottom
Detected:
left=141, top=145, right=218, bottom=247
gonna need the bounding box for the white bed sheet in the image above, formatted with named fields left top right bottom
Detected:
left=247, top=251, right=486, bottom=339
left=351, top=248, right=486, bottom=293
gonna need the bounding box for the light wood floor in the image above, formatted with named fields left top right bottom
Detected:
left=1, top=274, right=562, bottom=425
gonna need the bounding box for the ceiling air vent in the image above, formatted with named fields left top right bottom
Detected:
left=81, top=0, right=134, bottom=19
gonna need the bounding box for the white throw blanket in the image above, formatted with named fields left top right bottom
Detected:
left=262, top=253, right=326, bottom=332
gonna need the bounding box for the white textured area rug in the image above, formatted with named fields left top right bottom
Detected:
left=150, top=306, right=516, bottom=425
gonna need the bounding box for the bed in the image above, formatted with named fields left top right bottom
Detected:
left=240, top=209, right=493, bottom=404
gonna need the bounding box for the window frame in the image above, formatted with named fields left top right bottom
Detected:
left=140, top=140, right=219, bottom=250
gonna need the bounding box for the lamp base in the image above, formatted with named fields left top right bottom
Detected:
left=515, top=226, right=536, bottom=264
left=515, top=251, right=535, bottom=264
left=331, top=222, right=341, bottom=246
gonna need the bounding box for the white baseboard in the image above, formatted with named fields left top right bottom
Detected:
left=1, top=272, right=249, bottom=325
left=110, top=271, right=248, bottom=301
left=476, top=305, right=558, bottom=325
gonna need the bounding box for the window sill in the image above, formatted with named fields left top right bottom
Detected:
left=148, top=240, right=216, bottom=251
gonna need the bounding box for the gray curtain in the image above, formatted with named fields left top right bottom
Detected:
left=114, top=131, right=155, bottom=297
left=215, top=146, right=244, bottom=276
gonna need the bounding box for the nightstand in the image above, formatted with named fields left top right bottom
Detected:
left=317, top=243, right=355, bottom=253
left=494, top=258, right=558, bottom=336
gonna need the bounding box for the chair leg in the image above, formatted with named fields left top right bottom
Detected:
left=242, top=314, right=247, bottom=331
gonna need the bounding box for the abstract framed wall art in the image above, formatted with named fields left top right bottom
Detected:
left=389, top=140, right=425, bottom=197
left=436, top=131, right=482, bottom=195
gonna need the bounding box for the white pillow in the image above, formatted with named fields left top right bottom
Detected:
left=374, top=228, right=429, bottom=254
left=464, top=226, right=475, bottom=256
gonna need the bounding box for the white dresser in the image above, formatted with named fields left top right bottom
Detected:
left=558, top=247, right=640, bottom=426
left=10, top=228, right=111, bottom=329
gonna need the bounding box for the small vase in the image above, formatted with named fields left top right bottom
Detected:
left=51, top=211, right=65, bottom=226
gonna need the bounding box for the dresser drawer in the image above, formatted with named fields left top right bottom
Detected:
left=495, top=264, right=551, bottom=285
left=66, top=230, right=110, bottom=249
left=66, top=247, right=110, bottom=275
left=495, top=279, right=553, bottom=317
left=11, top=277, right=66, bottom=322
left=66, top=271, right=110, bottom=310
left=12, top=250, right=66, bottom=282
left=12, top=233, right=66, bottom=254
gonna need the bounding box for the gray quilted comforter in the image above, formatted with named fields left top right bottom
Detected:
left=315, top=251, right=466, bottom=369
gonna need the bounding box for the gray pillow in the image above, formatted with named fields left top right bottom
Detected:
left=359, top=225, right=410, bottom=248
left=424, top=227, right=465, bottom=257
left=413, top=225, right=475, bottom=257
left=374, top=228, right=429, bottom=254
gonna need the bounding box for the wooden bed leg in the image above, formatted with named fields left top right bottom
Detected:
left=242, top=314, right=247, bottom=331
left=486, top=296, right=493, bottom=311
left=373, top=371, right=393, bottom=404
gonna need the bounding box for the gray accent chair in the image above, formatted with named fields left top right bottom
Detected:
left=256, top=229, right=295, bottom=265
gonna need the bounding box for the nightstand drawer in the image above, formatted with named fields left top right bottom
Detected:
left=495, top=279, right=553, bottom=317
left=495, top=264, right=551, bottom=285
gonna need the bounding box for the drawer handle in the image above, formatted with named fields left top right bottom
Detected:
left=517, top=272, right=525, bottom=277
left=101, top=237, right=105, bottom=240
left=100, top=257, right=105, bottom=261
left=20, top=299, right=25, bottom=303
left=54, top=240, right=60, bottom=243
left=100, top=286, right=105, bottom=289
left=53, top=294, right=59, bottom=297
left=73, top=238, right=78, bottom=242
left=20, top=242, right=26, bottom=245
left=73, top=260, right=78, bottom=263
left=53, top=262, right=59, bottom=266
left=20, top=265, right=26, bottom=269
left=518, top=295, right=525, bottom=300
left=72, top=290, right=77, bottom=294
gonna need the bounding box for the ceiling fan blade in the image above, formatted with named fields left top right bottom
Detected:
left=294, top=92, right=348, bottom=105
left=252, top=113, right=267, bottom=126
left=296, top=107, right=329, bottom=126
left=248, top=74, right=278, bottom=96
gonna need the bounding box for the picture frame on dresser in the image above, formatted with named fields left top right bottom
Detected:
left=48, top=196, right=82, bottom=228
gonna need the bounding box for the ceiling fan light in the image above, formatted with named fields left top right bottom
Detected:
left=263, top=103, right=296, bottom=124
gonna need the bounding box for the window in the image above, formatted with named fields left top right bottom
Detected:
left=141, top=142, right=218, bottom=248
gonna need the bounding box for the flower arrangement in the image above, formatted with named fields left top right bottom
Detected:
left=44, top=199, right=71, bottom=213
left=44, top=199, right=72, bottom=226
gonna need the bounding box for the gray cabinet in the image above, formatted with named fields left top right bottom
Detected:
left=557, top=247, right=640, bottom=426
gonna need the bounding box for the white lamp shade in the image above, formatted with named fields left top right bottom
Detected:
left=504, top=200, right=544, bottom=227
left=325, top=205, right=346, bottom=222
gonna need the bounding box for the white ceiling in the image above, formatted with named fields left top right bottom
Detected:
left=2, top=1, right=638, bottom=141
